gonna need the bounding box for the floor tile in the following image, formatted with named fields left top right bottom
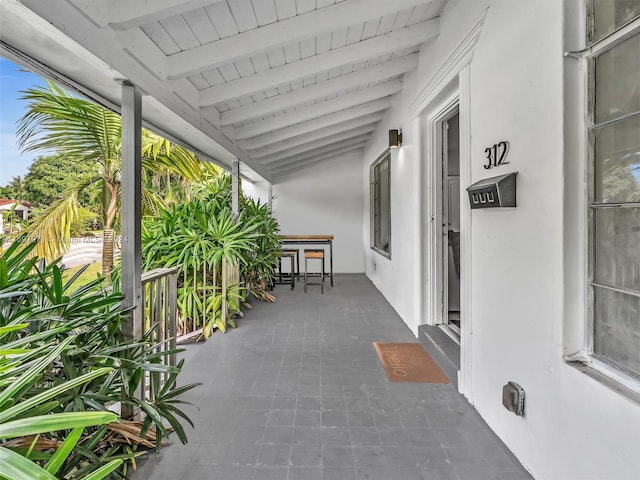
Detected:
left=129, top=275, right=532, bottom=480
left=322, top=445, right=354, bottom=467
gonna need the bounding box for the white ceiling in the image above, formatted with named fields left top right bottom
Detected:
left=0, top=0, right=444, bottom=183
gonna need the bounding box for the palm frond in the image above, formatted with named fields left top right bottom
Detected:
left=141, top=132, right=220, bottom=181
left=142, top=188, right=168, bottom=217
left=16, top=178, right=99, bottom=262
left=16, top=82, right=121, bottom=167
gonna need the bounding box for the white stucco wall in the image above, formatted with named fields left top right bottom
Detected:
left=271, top=152, right=365, bottom=273
left=242, top=180, right=271, bottom=206
left=360, top=1, right=640, bottom=479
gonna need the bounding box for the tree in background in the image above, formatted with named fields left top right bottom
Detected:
left=0, top=176, right=26, bottom=200
left=16, top=81, right=220, bottom=276
left=0, top=185, right=13, bottom=198
left=22, top=154, right=98, bottom=208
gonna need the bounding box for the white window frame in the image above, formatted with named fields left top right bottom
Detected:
left=563, top=1, right=640, bottom=400
left=370, top=149, right=391, bottom=258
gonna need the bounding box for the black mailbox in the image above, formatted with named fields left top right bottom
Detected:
left=466, top=172, right=517, bottom=209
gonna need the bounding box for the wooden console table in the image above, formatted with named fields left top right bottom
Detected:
left=281, top=235, right=334, bottom=286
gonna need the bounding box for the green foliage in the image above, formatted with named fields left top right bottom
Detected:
left=1, top=177, right=26, bottom=201
left=0, top=239, right=200, bottom=478
left=70, top=206, right=99, bottom=236
left=0, top=185, right=15, bottom=199
left=15, top=81, right=220, bottom=275
left=238, top=197, right=281, bottom=300
left=22, top=154, right=99, bottom=208
left=142, top=175, right=281, bottom=338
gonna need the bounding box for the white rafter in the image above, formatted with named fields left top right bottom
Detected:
left=167, top=0, right=434, bottom=79
left=234, top=81, right=401, bottom=140
left=260, top=125, right=376, bottom=163
left=272, top=146, right=366, bottom=177
left=272, top=146, right=365, bottom=177
left=198, top=20, right=438, bottom=105
left=110, top=0, right=224, bottom=30
left=265, top=136, right=372, bottom=167
left=270, top=142, right=368, bottom=175
left=240, top=98, right=391, bottom=149
left=219, top=55, right=418, bottom=125
left=246, top=117, right=382, bottom=157
left=8, top=0, right=449, bottom=181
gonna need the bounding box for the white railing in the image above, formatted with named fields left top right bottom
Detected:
left=140, top=267, right=178, bottom=400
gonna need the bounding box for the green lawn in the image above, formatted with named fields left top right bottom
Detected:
left=62, top=262, right=106, bottom=291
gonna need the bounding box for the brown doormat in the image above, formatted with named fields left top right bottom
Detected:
left=373, top=342, right=450, bottom=383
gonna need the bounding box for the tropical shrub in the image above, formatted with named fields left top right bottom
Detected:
left=237, top=198, right=281, bottom=302
left=0, top=239, right=200, bottom=478
left=16, top=81, right=221, bottom=275
left=142, top=175, right=281, bottom=338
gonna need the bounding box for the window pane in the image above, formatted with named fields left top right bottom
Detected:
left=378, top=158, right=390, bottom=252
left=594, top=114, right=640, bottom=203
left=594, top=286, right=640, bottom=378
left=371, top=153, right=390, bottom=255
left=591, top=0, right=640, bottom=43
left=594, top=207, right=640, bottom=292
left=594, top=32, right=640, bottom=124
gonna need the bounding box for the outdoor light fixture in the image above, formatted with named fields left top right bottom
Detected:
left=389, top=129, right=402, bottom=148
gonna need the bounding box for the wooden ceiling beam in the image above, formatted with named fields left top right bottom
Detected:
left=219, top=55, right=418, bottom=125
left=111, top=0, right=224, bottom=30
left=270, top=144, right=367, bottom=177
left=246, top=117, right=382, bottom=157
left=265, top=136, right=371, bottom=168
left=260, top=125, right=376, bottom=163
left=168, top=0, right=435, bottom=79
left=240, top=98, right=391, bottom=148
left=198, top=20, right=438, bottom=104
left=234, top=81, right=401, bottom=140
left=69, top=0, right=224, bottom=29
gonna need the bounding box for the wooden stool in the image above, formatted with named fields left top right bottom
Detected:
left=304, top=249, right=324, bottom=293
left=277, top=250, right=297, bottom=289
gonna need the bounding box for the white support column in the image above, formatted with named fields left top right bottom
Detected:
left=268, top=183, right=273, bottom=211
left=120, top=80, right=143, bottom=344
left=232, top=159, right=240, bottom=220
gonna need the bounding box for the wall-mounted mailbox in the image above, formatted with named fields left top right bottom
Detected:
left=466, top=172, right=517, bottom=209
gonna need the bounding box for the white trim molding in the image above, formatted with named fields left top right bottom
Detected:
left=409, top=10, right=487, bottom=118
left=457, top=64, right=472, bottom=397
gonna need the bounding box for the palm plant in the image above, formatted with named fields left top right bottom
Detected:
left=0, top=330, right=121, bottom=480
left=237, top=197, right=281, bottom=302
left=142, top=175, right=281, bottom=338
left=16, top=82, right=220, bottom=276
left=0, top=239, right=200, bottom=478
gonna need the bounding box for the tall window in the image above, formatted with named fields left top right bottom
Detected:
left=370, top=150, right=391, bottom=257
left=587, top=1, right=640, bottom=379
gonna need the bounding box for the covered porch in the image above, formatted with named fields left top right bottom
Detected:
left=130, top=275, right=530, bottom=480
left=4, top=1, right=640, bottom=479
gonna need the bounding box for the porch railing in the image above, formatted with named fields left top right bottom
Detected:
left=140, top=267, right=178, bottom=401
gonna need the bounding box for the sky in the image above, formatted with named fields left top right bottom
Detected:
left=0, top=57, right=47, bottom=186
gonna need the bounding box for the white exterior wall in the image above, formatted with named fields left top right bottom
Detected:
left=242, top=180, right=271, bottom=206
left=361, top=1, right=640, bottom=479
left=271, top=152, right=365, bottom=273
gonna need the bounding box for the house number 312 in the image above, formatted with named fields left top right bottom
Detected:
left=484, top=141, right=509, bottom=169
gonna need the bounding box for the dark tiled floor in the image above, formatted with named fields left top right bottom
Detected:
left=130, top=274, right=532, bottom=480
